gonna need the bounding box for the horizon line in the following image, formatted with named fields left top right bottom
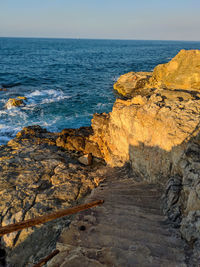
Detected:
left=0, top=36, right=200, bottom=43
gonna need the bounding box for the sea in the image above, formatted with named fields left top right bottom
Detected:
left=0, top=38, right=200, bottom=145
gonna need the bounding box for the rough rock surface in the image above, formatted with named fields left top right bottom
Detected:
left=0, top=126, right=106, bottom=266
left=89, top=49, right=200, bottom=264
left=113, top=71, right=152, bottom=97
left=78, top=153, right=93, bottom=166
left=1, top=49, right=200, bottom=266
left=5, top=97, right=27, bottom=109
left=49, top=168, right=187, bottom=267
left=149, top=49, right=200, bottom=90
left=91, top=89, right=200, bottom=176
left=56, top=127, right=102, bottom=158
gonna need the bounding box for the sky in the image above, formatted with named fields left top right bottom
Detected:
left=0, top=0, right=200, bottom=41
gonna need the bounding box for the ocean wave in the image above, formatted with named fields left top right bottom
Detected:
left=0, top=124, right=22, bottom=144
left=0, top=108, right=28, bottom=120
left=96, top=103, right=111, bottom=109
left=27, top=89, right=72, bottom=105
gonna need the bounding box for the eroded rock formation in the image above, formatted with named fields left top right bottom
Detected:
left=0, top=126, right=106, bottom=266
left=5, top=97, right=27, bottom=109
left=90, top=49, right=200, bottom=263
left=1, top=49, right=200, bottom=266
left=113, top=71, right=152, bottom=97
left=149, top=49, right=200, bottom=90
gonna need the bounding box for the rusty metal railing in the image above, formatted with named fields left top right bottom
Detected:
left=0, top=199, right=104, bottom=266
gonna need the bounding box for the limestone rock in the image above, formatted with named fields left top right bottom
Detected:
left=149, top=49, right=200, bottom=90
left=90, top=49, right=200, bottom=263
left=0, top=128, right=106, bottom=266
left=91, top=88, right=200, bottom=178
left=49, top=171, right=186, bottom=267
left=78, top=153, right=93, bottom=166
left=114, top=50, right=200, bottom=97
left=5, top=96, right=27, bottom=109
left=56, top=126, right=102, bottom=158
left=113, top=71, right=152, bottom=97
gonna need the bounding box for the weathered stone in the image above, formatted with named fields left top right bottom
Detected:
left=89, top=50, right=200, bottom=263
left=91, top=88, right=200, bottom=180
left=49, top=171, right=186, bottom=267
left=1, top=49, right=200, bottom=265
left=5, top=97, right=27, bottom=109
left=84, top=140, right=102, bottom=158
left=113, top=71, right=152, bottom=97
left=78, top=153, right=93, bottom=166
left=0, top=128, right=106, bottom=266
left=149, top=49, right=200, bottom=90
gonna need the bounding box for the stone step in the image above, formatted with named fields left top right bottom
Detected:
left=48, top=179, right=187, bottom=267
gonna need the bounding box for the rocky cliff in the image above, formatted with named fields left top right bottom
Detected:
left=1, top=49, right=200, bottom=266
left=90, top=49, right=200, bottom=262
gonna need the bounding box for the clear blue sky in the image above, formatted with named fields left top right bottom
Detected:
left=0, top=0, right=199, bottom=40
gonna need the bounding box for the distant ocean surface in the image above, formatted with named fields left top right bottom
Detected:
left=0, top=38, right=200, bottom=145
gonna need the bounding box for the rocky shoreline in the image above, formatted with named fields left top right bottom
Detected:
left=0, top=49, right=200, bottom=266
left=0, top=125, right=109, bottom=266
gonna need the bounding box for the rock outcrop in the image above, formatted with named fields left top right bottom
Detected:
left=113, top=72, right=152, bottom=97
left=1, top=49, right=200, bottom=265
left=5, top=97, right=27, bottom=109
left=114, top=50, right=200, bottom=97
left=0, top=126, right=106, bottom=266
left=56, top=127, right=102, bottom=158
left=0, top=88, right=7, bottom=91
left=149, top=49, right=200, bottom=90
left=90, top=49, right=200, bottom=263
left=91, top=89, right=200, bottom=179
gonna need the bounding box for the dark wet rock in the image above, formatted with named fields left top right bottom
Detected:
left=0, top=87, right=7, bottom=91
left=5, top=97, right=27, bottom=109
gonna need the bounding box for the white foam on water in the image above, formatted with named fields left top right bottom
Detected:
left=96, top=103, right=110, bottom=109
left=0, top=124, right=22, bottom=144
left=26, top=89, right=72, bottom=106
left=74, top=112, right=94, bottom=118
left=0, top=110, right=7, bottom=116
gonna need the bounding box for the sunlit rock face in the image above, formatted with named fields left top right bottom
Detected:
left=113, top=72, right=152, bottom=97
left=1, top=49, right=200, bottom=265
left=149, top=49, right=200, bottom=90
left=0, top=125, right=105, bottom=266
left=93, top=50, right=200, bottom=181
left=92, top=88, right=200, bottom=181
left=91, top=50, right=200, bottom=262
left=113, top=50, right=200, bottom=98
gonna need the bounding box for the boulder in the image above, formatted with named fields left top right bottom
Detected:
left=5, top=96, right=27, bottom=109
left=56, top=126, right=102, bottom=157
left=78, top=153, right=93, bottom=166
left=113, top=71, right=152, bottom=97
left=149, top=49, right=200, bottom=90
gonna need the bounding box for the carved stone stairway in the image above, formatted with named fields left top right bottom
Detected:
left=49, top=171, right=187, bottom=267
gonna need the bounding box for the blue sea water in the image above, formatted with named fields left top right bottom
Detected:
left=0, top=37, right=200, bottom=145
